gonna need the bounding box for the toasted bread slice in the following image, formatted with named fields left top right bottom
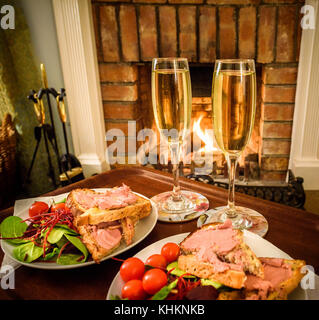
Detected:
left=76, top=198, right=151, bottom=263
left=178, top=254, right=246, bottom=289
left=264, top=258, right=305, bottom=300
left=73, top=196, right=151, bottom=227
left=121, top=217, right=135, bottom=246
left=179, top=222, right=264, bottom=280
left=217, top=258, right=306, bottom=300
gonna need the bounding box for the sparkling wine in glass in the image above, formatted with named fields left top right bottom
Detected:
left=205, top=59, right=268, bottom=236
left=151, top=58, right=209, bottom=222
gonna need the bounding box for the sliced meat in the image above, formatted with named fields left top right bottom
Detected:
left=180, top=220, right=264, bottom=277
left=77, top=224, right=123, bottom=263
left=180, top=220, right=242, bottom=273
left=93, top=227, right=122, bottom=251
left=66, top=184, right=138, bottom=217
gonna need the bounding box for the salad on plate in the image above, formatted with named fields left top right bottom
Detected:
left=0, top=199, right=89, bottom=265
left=110, top=242, right=222, bottom=300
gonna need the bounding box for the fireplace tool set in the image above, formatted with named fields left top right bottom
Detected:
left=25, top=64, right=84, bottom=188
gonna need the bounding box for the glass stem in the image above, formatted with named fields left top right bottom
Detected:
left=169, top=141, right=182, bottom=201
left=226, top=154, right=238, bottom=218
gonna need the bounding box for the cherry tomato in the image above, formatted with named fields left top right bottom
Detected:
left=122, top=279, right=147, bottom=300
left=161, top=242, right=180, bottom=263
left=120, top=257, right=145, bottom=282
left=142, top=268, right=167, bottom=295
left=51, top=202, right=67, bottom=212
left=145, top=254, right=167, bottom=269
left=29, top=201, right=49, bottom=218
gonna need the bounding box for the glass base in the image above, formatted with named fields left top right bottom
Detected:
left=151, top=190, right=209, bottom=223
left=197, top=206, right=268, bottom=237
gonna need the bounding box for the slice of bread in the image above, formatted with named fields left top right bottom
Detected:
left=69, top=194, right=151, bottom=227
left=178, top=222, right=264, bottom=289
left=121, top=216, right=135, bottom=246
left=217, top=258, right=306, bottom=300
left=178, top=254, right=247, bottom=289
left=274, top=259, right=306, bottom=296
left=257, top=258, right=305, bottom=300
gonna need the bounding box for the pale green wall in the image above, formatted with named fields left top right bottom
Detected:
left=18, top=0, right=74, bottom=156
left=0, top=0, right=74, bottom=198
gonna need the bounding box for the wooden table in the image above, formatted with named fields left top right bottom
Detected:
left=1, top=167, right=319, bottom=300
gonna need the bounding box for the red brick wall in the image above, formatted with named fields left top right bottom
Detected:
left=260, top=64, right=297, bottom=181
left=92, top=0, right=305, bottom=180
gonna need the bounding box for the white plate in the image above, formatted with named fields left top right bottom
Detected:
left=1, top=189, right=158, bottom=270
left=106, top=230, right=308, bottom=300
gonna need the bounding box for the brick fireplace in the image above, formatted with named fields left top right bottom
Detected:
left=91, top=0, right=304, bottom=182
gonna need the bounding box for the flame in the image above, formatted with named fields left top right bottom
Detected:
left=193, top=115, right=217, bottom=152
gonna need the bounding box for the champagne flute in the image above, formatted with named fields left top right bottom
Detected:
left=151, top=58, right=209, bottom=222
left=204, top=59, right=268, bottom=236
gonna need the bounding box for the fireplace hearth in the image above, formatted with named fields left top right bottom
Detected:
left=186, top=169, right=306, bottom=209
left=152, top=160, right=305, bottom=208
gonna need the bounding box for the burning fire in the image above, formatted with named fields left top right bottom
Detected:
left=135, top=115, right=218, bottom=165
left=193, top=115, right=218, bottom=153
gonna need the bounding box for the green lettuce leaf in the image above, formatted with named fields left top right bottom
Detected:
left=151, top=279, right=178, bottom=300
left=13, top=242, right=44, bottom=262
left=56, top=254, right=84, bottom=265
left=46, top=228, right=65, bottom=244
left=55, top=198, right=66, bottom=204
left=56, top=233, right=88, bottom=265
left=0, top=216, right=28, bottom=245
left=200, top=278, right=223, bottom=289
left=56, top=236, right=69, bottom=248
left=42, top=247, right=60, bottom=261
left=54, top=224, right=79, bottom=236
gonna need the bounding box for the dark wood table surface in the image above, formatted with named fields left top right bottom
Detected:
left=1, top=166, right=319, bottom=300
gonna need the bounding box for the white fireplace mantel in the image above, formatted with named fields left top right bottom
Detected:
left=289, top=0, right=319, bottom=190
left=52, top=0, right=110, bottom=177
